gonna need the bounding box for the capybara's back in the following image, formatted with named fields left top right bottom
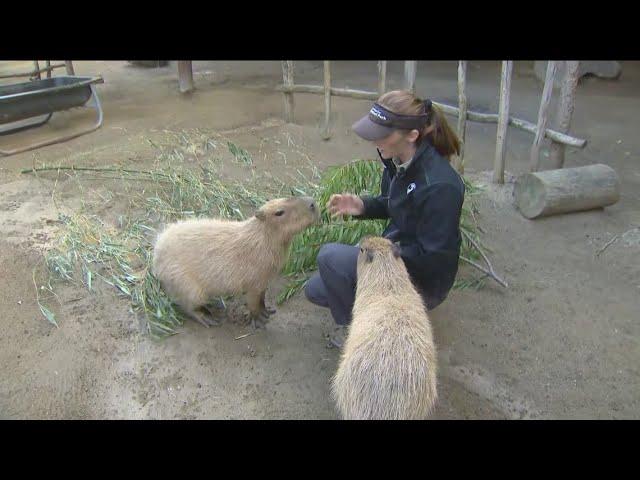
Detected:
left=331, top=237, right=438, bottom=420
left=152, top=217, right=246, bottom=306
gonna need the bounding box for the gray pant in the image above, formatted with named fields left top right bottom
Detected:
left=305, top=243, right=359, bottom=326
left=304, top=242, right=445, bottom=326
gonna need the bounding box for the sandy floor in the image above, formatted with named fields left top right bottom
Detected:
left=0, top=60, right=638, bottom=419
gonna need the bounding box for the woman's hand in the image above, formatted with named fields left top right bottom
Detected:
left=326, top=194, right=365, bottom=217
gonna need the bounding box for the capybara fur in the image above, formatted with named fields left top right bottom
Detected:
left=152, top=196, right=319, bottom=328
left=331, top=236, right=438, bottom=419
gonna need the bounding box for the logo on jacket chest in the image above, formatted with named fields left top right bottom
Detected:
left=407, top=182, right=416, bottom=195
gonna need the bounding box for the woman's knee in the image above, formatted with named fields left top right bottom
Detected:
left=317, top=243, right=340, bottom=269
left=304, top=273, right=329, bottom=307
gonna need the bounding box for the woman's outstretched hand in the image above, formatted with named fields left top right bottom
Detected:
left=326, top=194, right=365, bottom=218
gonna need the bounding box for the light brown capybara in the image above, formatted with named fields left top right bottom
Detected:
left=331, top=236, right=438, bottom=419
left=152, top=196, right=319, bottom=328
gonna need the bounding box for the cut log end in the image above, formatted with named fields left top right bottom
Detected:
left=513, top=174, right=546, bottom=218
left=513, top=164, right=620, bottom=219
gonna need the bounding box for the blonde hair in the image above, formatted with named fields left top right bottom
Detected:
left=377, top=90, right=461, bottom=159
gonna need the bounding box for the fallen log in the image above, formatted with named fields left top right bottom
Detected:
left=513, top=164, right=620, bottom=219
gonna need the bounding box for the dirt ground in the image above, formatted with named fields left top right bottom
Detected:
left=0, top=60, right=638, bottom=419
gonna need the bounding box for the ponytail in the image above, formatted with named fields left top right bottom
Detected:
left=423, top=104, right=461, bottom=160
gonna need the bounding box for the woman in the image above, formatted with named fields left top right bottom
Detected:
left=304, top=90, right=465, bottom=348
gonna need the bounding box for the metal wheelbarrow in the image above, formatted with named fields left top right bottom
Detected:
left=0, top=75, right=104, bottom=156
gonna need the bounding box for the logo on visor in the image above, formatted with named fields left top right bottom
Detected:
left=370, top=106, right=387, bottom=121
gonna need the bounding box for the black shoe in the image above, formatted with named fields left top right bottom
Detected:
left=326, top=325, right=347, bottom=349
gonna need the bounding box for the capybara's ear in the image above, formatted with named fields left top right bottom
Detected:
left=391, top=243, right=402, bottom=258
left=255, top=210, right=266, bottom=221
left=366, top=249, right=374, bottom=263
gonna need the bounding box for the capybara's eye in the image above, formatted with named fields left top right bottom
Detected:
left=275, top=210, right=285, bottom=216
left=310, top=203, right=315, bottom=210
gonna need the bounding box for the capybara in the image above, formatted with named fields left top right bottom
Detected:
left=152, top=196, right=319, bottom=328
left=331, top=236, right=438, bottom=419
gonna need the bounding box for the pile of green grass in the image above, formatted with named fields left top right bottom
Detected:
left=32, top=139, right=486, bottom=339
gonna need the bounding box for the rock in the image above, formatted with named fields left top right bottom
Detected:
left=580, top=61, right=623, bottom=79
left=127, top=61, right=170, bottom=68
left=534, top=61, right=622, bottom=88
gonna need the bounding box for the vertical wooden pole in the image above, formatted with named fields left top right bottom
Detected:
left=493, top=60, right=513, bottom=184
left=404, top=61, right=417, bottom=93
left=377, top=60, right=387, bottom=96
left=529, top=61, right=557, bottom=172
left=455, top=60, right=468, bottom=174
left=45, top=60, right=51, bottom=78
left=33, top=60, right=41, bottom=80
left=177, top=61, right=194, bottom=94
left=282, top=61, right=295, bottom=123
left=322, top=61, right=332, bottom=140
left=65, top=61, right=75, bottom=75
left=549, top=61, right=580, bottom=169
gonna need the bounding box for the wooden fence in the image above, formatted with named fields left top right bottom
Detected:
left=276, top=61, right=587, bottom=182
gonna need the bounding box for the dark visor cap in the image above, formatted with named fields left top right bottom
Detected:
left=352, top=102, right=430, bottom=141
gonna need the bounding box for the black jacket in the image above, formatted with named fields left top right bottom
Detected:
left=356, top=140, right=465, bottom=306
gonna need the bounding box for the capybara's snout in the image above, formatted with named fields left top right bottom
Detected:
left=301, top=196, right=316, bottom=210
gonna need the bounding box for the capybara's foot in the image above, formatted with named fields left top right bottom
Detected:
left=203, top=315, right=222, bottom=327
left=246, top=309, right=271, bottom=329
left=258, top=292, right=275, bottom=316
left=189, top=308, right=221, bottom=328
left=251, top=316, right=266, bottom=330
left=202, top=304, right=225, bottom=324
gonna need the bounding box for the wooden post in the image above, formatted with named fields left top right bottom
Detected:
left=404, top=61, right=417, bottom=93
left=33, top=60, right=41, bottom=80
left=377, top=61, right=387, bottom=96
left=177, top=61, right=194, bottom=94
left=513, top=164, right=620, bottom=219
left=493, top=61, right=513, bottom=184
left=322, top=61, right=332, bottom=140
left=282, top=61, right=295, bottom=123
left=65, top=61, right=75, bottom=75
left=45, top=60, right=51, bottom=79
left=529, top=61, right=557, bottom=172
left=455, top=61, right=468, bottom=174
left=549, top=61, right=580, bottom=169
